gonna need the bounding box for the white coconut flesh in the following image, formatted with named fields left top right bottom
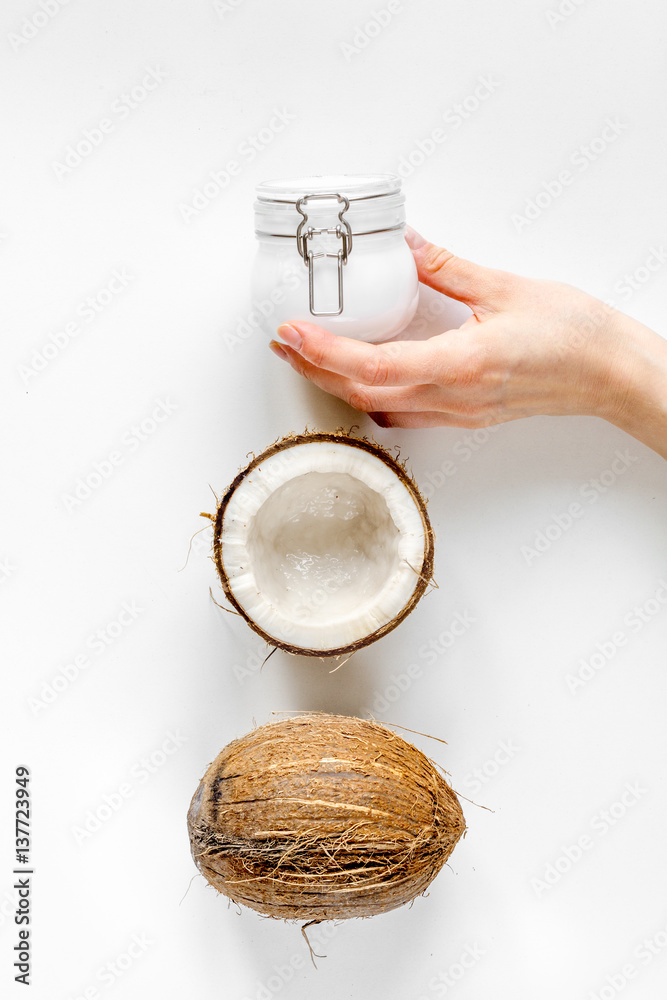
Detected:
left=220, top=442, right=428, bottom=651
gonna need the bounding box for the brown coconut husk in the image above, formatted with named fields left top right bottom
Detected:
left=187, top=714, right=465, bottom=921
left=210, top=430, right=435, bottom=657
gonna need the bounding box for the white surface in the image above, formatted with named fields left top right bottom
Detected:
left=1, top=1, right=666, bottom=998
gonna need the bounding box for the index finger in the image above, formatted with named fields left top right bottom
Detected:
left=276, top=321, right=437, bottom=388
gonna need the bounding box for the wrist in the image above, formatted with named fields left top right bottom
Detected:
left=603, top=311, right=667, bottom=459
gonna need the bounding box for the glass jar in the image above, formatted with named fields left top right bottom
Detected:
left=252, top=174, right=419, bottom=343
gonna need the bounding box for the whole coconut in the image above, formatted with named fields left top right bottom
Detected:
left=187, top=714, right=465, bottom=921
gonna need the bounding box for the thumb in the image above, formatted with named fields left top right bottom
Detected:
left=405, top=226, right=509, bottom=310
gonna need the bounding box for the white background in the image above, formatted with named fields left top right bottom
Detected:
left=2, top=1, right=667, bottom=998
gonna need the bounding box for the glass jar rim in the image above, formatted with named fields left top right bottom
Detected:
left=256, top=173, right=401, bottom=204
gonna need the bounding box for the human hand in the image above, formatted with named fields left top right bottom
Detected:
left=269, top=228, right=667, bottom=458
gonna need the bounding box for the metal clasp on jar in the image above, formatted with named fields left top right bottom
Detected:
left=295, top=193, right=353, bottom=317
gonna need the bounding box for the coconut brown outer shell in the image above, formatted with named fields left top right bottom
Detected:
left=187, top=714, right=465, bottom=921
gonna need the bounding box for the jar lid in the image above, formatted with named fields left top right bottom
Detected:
left=256, top=173, right=401, bottom=204
left=255, top=174, right=406, bottom=241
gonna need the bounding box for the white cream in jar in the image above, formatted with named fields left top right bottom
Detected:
left=252, top=174, right=418, bottom=343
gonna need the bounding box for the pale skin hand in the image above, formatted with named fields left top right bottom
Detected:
left=269, top=227, right=667, bottom=460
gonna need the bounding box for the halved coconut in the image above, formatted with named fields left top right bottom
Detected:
left=212, top=431, right=434, bottom=657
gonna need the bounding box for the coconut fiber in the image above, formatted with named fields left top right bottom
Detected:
left=187, top=713, right=465, bottom=921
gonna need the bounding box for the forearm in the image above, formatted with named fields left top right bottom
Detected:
left=603, top=313, right=667, bottom=460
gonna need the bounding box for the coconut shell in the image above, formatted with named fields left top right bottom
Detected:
left=211, top=430, right=435, bottom=657
left=187, top=714, right=465, bottom=921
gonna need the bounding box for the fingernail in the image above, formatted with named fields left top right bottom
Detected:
left=277, top=323, right=302, bottom=350
left=404, top=226, right=427, bottom=250
left=369, top=412, right=390, bottom=428
left=269, top=340, right=288, bottom=361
